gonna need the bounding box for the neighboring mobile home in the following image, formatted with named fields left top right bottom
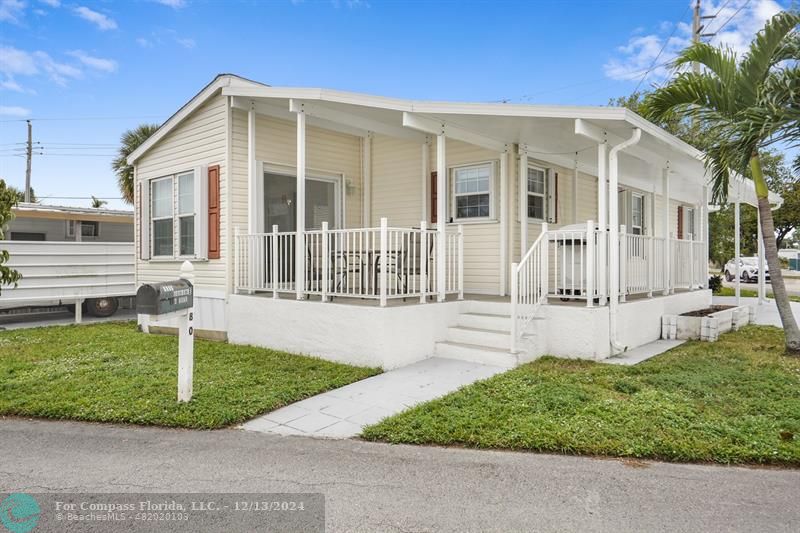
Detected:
left=127, top=74, right=780, bottom=369
left=8, top=203, right=133, bottom=242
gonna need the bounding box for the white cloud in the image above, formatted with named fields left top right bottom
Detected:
left=175, top=37, right=195, bottom=49
left=0, top=45, right=38, bottom=76
left=604, top=0, right=788, bottom=85
left=33, top=51, right=82, bottom=85
left=73, top=5, right=117, bottom=30
left=67, top=50, right=118, bottom=72
left=136, top=37, right=153, bottom=48
left=0, top=105, right=31, bottom=117
left=152, top=0, right=185, bottom=8
left=0, top=78, right=23, bottom=91
left=0, top=0, right=26, bottom=23
left=39, top=0, right=59, bottom=7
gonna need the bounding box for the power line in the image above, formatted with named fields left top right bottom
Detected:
left=0, top=115, right=164, bottom=123
left=704, top=0, right=751, bottom=37
left=632, top=2, right=693, bottom=94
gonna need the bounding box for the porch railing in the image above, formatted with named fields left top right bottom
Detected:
left=512, top=221, right=707, bottom=351
left=234, top=218, right=463, bottom=306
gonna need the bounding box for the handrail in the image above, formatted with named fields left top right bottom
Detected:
left=510, top=223, right=549, bottom=353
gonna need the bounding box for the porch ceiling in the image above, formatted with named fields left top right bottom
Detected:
left=232, top=91, right=708, bottom=205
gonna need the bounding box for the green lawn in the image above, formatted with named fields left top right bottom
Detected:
left=363, top=326, right=800, bottom=465
left=716, top=286, right=800, bottom=303
left=0, top=322, right=379, bottom=429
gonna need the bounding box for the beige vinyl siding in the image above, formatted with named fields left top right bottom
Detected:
left=230, top=111, right=363, bottom=235
left=135, top=93, right=228, bottom=291
left=229, top=110, right=362, bottom=291
left=371, top=134, right=423, bottom=226
left=432, top=139, right=503, bottom=295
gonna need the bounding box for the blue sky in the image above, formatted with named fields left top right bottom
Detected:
left=0, top=0, right=791, bottom=210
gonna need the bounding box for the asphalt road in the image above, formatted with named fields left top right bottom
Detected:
left=1, top=419, right=798, bottom=532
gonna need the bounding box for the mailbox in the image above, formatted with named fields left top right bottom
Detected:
left=136, top=279, right=193, bottom=316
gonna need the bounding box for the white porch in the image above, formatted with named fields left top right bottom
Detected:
left=224, top=86, right=714, bottom=364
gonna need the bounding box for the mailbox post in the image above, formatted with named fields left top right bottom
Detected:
left=135, top=261, right=195, bottom=403
left=178, top=262, right=194, bottom=402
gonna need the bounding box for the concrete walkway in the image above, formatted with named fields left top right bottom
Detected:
left=712, top=295, right=800, bottom=328
left=603, top=339, right=686, bottom=366
left=241, top=357, right=505, bottom=438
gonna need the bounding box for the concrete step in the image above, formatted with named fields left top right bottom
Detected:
left=446, top=325, right=511, bottom=350
left=457, top=312, right=511, bottom=332
left=464, top=300, right=511, bottom=316
left=434, top=341, right=518, bottom=368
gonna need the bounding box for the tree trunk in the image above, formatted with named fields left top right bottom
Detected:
left=751, top=155, right=800, bottom=354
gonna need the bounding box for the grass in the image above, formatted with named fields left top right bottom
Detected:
left=363, top=326, right=800, bottom=465
left=716, top=286, right=800, bottom=303
left=0, top=321, right=379, bottom=429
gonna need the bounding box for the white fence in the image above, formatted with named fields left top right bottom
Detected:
left=235, top=218, right=463, bottom=306
left=0, top=241, right=135, bottom=304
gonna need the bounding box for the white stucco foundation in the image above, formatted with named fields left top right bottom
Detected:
left=228, top=294, right=461, bottom=369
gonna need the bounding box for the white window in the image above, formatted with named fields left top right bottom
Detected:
left=453, top=163, right=492, bottom=219
left=66, top=220, right=99, bottom=239
left=685, top=207, right=696, bottom=240
left=527, top=166, right=546, bottom=220
left=151, top=176, right=174, bottom=257
left=177, top=171, right=195, bottom=256
left=631, top=193, right=644, bottom=235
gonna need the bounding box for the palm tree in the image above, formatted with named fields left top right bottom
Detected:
left=112, top=123, right=159, bottom=204
left=90, top=196, right=107, bottom=209
left=642, top=11, right=800, bottom=354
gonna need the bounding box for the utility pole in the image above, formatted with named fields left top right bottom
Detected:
left=24, top=119, right=32, bottom=203
left=692, top=0, right=702, bottom=74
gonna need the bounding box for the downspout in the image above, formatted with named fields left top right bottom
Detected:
left=608, top=127, right=641, bottom=355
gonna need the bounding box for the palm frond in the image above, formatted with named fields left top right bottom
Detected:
left=739, top=11, right=800, bottom=106
left=672, top=42, right=738, bottom=87
left=641, top=72, right=733, bottom=123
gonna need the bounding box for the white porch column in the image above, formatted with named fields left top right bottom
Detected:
left=597, top=142, right=608, bottom=305
left=499, top=148, right=509, bottom=296
left=362, top=132, right=372, bottom=226
left=421, top=137, right=430, bottom=222
left=701, top=186, right=709, bottom=289
left=295, top=104, right=307, bottom=300
left=662, top=165, right=670, bottom=296
left=572, top=154, right=579, bottom=224
left=757, top=208, right=766, bottom=304
left=519, top=146, right=528, bottom=257
left=734, top=198, right=741, bottom=304
left=247, top=103, right=257, bottom=234
left=436, top=132, right=446, bottom=302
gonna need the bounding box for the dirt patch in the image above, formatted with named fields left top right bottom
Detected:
left=680, top=305, right=736, bottom=317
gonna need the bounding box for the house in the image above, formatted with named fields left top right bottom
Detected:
left=127, top=74, right=779, bottom=369
left=7, top=203, right=133, bottom=242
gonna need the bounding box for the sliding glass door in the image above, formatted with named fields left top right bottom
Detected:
left=263, top=171, right=340, bottom=232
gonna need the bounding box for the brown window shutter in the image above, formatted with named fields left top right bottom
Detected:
left=207, top=165, right=221, bottom=259
left=554, top=172, right=559, bottom=224
left=430, top=171, right=438, bottom=223
left=677, top=205, right=684, bottom=239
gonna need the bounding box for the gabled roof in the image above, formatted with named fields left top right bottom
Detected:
left=127, top=74, right=269, bottom=164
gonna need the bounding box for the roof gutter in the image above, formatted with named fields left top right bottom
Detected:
left=607, top=127, right=641, bottom=356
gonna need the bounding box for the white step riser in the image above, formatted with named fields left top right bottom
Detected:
left=447, top=327, right=511, bottom=350
left=463, top=300, right=512, bottom=316
left=457, top=314, right=511, bottom=332
left=435, top=342, right=517, bottom=368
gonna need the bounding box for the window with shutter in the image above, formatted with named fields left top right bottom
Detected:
left=677, top=205, right=684, bottom=239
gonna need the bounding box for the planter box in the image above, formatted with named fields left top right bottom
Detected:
left=662, top=305, right=751, bottom=342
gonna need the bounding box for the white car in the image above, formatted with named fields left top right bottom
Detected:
left=723, top=257, right=770, bottom=283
